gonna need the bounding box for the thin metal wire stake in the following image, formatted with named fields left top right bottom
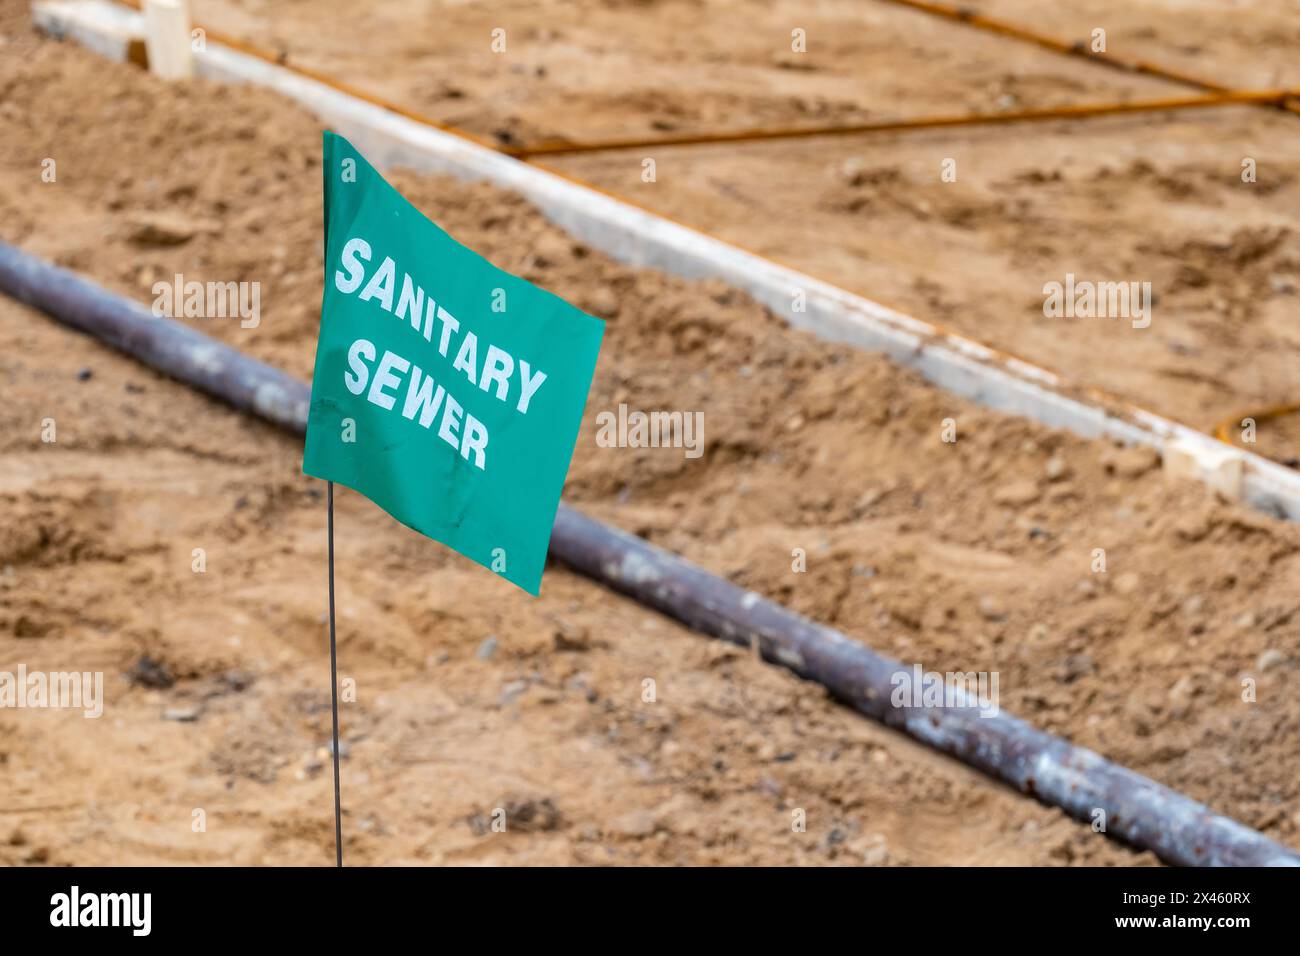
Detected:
left=327, top=480, right=343, bottom=867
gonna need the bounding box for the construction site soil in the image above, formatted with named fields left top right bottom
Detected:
left=1, top=2, right=1297, bottom=865
left=191, top=0, right=1300, bottom=441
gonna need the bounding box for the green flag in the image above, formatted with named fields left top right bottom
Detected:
left=303, top=132, right=604, bottom=595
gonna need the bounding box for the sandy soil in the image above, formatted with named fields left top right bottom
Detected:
left=181, top=0, right=1300, bottom=451
left=191, top=0, right=1186, bottom=143
left=976, top=0, right=1300, bottom=91
left=557, top=106, right=1300, bottom=440
left=2, top=3, right=1298, bottom=865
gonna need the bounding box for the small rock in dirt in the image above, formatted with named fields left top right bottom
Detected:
left=498, top=679, right=528, bottom=706
left=1168, top=674, right=1198, bottom=704
left=163, top=704, right=202, bottom=722
left=24, top=846, right=49, bottom=864
left=552, top=623, right=591, bottom=652
left=857, top=834, right=890, bottom=866
left=475, top=635, right=498, bottom=660
left=650, top=794, right=697, bottom=832
left=1257, top=648, right=1288, bottom=672
left=857, top=487, right=885, bottom=510
left=1044, top=456, right=1070, bottom=481
left=1107, top=445, right=1160, bottom=479
left=1060, top=653, right=1093, bottom=682
left=978, top=595, right=1006, bottom=622
left=838, top=158, right=863, bottom=183
left=993, top=480, right=1040, bottom=506
left=1174, top=511, right=1213, bottom=542
left=218, top=669, right=255, bottom=693
left=532, top=231, right=572, bottom=268
left=1113, top=572, right=1142, bottom=597
left=127, top=211, right=217, bottom=246
left=76, top=367, right=93, bottom=382
left=583, top=287, right=620, bottom=320
left=607, top=808, right=655, bottom=839
left=127, top=655, right=175, bottom=689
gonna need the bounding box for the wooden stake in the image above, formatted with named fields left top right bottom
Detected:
left=142, top=0, right=193, bottom=80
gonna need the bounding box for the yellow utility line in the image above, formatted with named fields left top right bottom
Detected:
left=878, top=0, right=1300, bottom=117
left=879, top=0, right=1223, bottom=89
left=504, top=90, right=1291, bottom=158
left=1215, top=403, right=1300, bottom=447
left=111, top=1, right=1297, bottom=452
left=116, top=0, right=501, bottom=151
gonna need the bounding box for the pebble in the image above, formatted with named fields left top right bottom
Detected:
left=1108, top=445, right=1160, bottom=479
left=1168, top=674, right=1198, bottom=703
left=498, top=679, right=528, bottom=706
left=608, top=809, right=656, bottom=839
left=1113, top=572, right=1141, bottom=596
left=532, top=231, right=571, bottom=267
left=1174, top=512, right=1212, bottom=542
left=860, top=836, right=890, bottom=866
left=978, top=595, right=1006, bottom=622
left=127, top=211, right=216, bottom=246
left=993, top=480, right=1040, bottom=506
left=651, top=794, right=697, bottom=831
left=1257, top=649, right=1287, bottom=672
left=1044, top=456, right=1070, bottom=481
left=1061, top=653, right=1093, bottom=681
left=583, top=287, right=620, bottom=319
left=475, top=635, right=499, bottom=660
left=838, top=158, right=868, bottom=186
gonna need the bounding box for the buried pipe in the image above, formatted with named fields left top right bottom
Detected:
left=1, top=240, right=1296, bottom=868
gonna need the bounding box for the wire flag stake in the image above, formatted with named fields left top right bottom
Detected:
left=327, top=480, right=343, bottom=867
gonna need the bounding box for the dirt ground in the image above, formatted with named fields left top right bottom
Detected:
left=2, top=2, right=1298, bottom=866
left=191, top=0, right=1187, bottom=142
left=185, top=0, right=1300, bottom=447
left=976, top=0, right=1300, bottom=91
